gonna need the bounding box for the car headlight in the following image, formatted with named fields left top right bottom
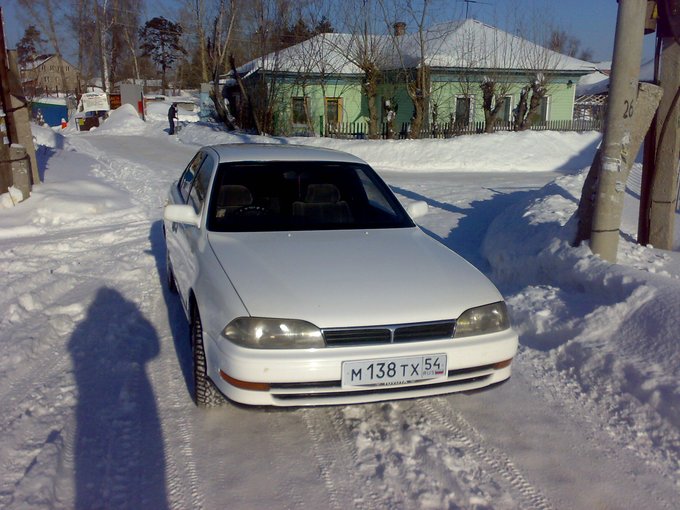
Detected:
left=222, top=317, right=325, bottom=349
left=454, top=302, right=510, bottom=338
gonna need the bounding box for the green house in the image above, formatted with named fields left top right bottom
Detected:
left=229, top=19, right=594, bottom=136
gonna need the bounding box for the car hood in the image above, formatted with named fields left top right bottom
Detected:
left=207, top=228, right=502, bottom=328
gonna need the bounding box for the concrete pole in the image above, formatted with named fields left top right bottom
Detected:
left=590, top=0, right=648, bottom=262
left=10, top=144, right=29, bottom=199
left=648, top=36, right=680, bottom=249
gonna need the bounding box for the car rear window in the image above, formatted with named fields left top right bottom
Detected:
left=206, top=161, right=414, bottom=232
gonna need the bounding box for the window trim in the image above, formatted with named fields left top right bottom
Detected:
left=291, top=96, right=308, bottom=125
left=539, top=95, right=551, bottom=122
left=179, top=151, right=207, bottom=204
left=324, top=97, right=343, bottom=124
left=454, top=95, right=474, bottom=126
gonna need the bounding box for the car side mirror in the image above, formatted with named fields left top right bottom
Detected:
left=406, top=201, right=428, bottom=220
left=164, top=204, right=201, bottom=227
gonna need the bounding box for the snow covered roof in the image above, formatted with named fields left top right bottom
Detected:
left=21, top=54, right=54, bottom=71
left=238, top=19, right=595, bottom=77
left=576, top=57, right=656, bottom=96
left=398, top=19, right=595, bottom=72
left=237, top=33, right=366, bottom=76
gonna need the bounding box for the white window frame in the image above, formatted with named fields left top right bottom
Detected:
left=454, top=95, right=475, bottom=125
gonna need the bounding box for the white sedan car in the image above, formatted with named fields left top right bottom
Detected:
left=163, top=144, right=517, bottom=407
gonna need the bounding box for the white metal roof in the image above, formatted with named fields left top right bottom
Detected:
left=237, top=19, right=594, bottom=77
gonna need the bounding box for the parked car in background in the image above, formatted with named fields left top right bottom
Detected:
left=163, top=144, right=518, bottom=407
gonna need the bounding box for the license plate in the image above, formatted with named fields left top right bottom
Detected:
left=342, top=354, right=447, bottom=388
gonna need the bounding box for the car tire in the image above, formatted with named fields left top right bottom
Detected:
left=166, top=250, right=178, bottom=294
left=191, top=306, right=226, bottom=407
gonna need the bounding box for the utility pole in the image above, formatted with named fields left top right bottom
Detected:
left=0, top=7, right=15, bottom=194
left=644, top=0, right=680, bottom=249
left=0, top=7, right=40, bottom=198
left=590, top=0, right=650, bottom=261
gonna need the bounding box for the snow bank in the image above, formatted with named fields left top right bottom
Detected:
left=483, top=167, right=680, bottom=467
left=1, top=129, right=141, bottom=239
left=0, top=186, right=24, bottom=208
left=32, top=123, right=66, bottom=148
left=145, top=99, right=199, bottom=123
left=93, top=104, right=147, bottom=135
left=177, top=124, right=601, bottom=173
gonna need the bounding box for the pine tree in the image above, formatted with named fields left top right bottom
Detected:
left=17, top=25, right=45, bottom=66
left=139, top=17, right=186, bottom=93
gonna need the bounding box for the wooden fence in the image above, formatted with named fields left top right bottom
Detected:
left=320, top=117, right=604, bottom=139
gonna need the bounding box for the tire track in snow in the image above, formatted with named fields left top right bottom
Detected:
left=149, top=330, right=204, bottom=510
left=422, top=397, right=553, bottom=510
left=302, top=406, right=382, bottom=509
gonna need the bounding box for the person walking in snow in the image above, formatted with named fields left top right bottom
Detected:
left=168, top=103, right=178, bottom=135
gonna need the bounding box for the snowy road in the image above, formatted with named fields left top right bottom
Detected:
left=1, top=119, right=679, bottom=509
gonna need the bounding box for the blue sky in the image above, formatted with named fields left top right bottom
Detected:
left=1, top=0, right=656, bottom=64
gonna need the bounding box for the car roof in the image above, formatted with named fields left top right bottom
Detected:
left=206, top=143, right=368, bottom=165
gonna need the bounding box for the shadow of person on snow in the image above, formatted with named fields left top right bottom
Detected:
left=68, top=287, right=168, bottom=510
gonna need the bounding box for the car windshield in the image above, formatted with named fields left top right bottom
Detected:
left=206, top=161, right=414, bottom=232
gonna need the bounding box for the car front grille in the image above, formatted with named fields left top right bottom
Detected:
left=322, top=320, right=456, bottom=346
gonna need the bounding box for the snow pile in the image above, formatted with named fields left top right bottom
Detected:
left=178, top=124, right=601, bottom=173
left=483, top=168, right=680, bottom=472
left=32, top=123, right=66, bottom=148
left=0, top=142, right=140, bottom=239
left=0, top=186, right=24, bottom=208
left=93, top=104, right=147, bottom=135
left=145, top=100, right=199, bottom=123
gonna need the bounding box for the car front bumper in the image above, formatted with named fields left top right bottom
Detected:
left=205, top=328, right=518, bottom=406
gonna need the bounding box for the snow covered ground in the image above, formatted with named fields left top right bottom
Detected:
left=1, top=106, right=679, bottom=509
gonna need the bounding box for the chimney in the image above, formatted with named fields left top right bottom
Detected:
left=393, top=22, right=406, bottom=37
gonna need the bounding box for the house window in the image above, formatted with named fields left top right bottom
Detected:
left=500, top=96, right=513, bottom=123
left=325, top=97, right=342, bottom=124
left=528, top=96, right=550, bottom=124
left=455, top=96, right=472, bottom=127
left=539, top=96, right=550, bottom=122
left=291, top=97, right=307, bottom=125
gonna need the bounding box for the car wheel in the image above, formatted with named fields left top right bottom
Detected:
left=191, top=306, right=226, bottom=407
left=166, top=249, right=178, bottom=294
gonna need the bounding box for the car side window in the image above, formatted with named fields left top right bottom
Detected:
left=358, top=169, right=397, bottom=217
left=188, top=153, right=215, bottom=213
left=179, top=152, right=206, bottom=203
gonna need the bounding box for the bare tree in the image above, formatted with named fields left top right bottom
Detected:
left=195, top=0, right=210, bottom=82
left=18, top=0, right=69, bottom=93
left=206, top=0, right=238, bottom=128
left=118, top=0, right=144, bottom=84
left=379, top=0, right=428, bottom=138
left=474, top=19, right=522, bottom=133
left=239, top=0, right=296, bottom=134
left=287, top=31, right=354, bottom=135
left=335, top=0, right=390, bottom=139
left=94, top=0, right=114, bottom=92
left=380, top=0, right=467, bottom=138
left=548, top=28, right=593, bottom=62
left=512, top=14, right=561, bottom=131
left=66, top=0, right=97, bottom=91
